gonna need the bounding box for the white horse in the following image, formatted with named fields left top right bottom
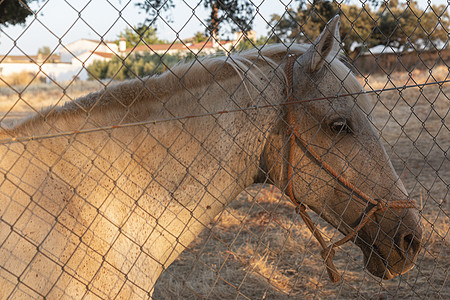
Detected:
left=0, top=17, right=422, bottom=299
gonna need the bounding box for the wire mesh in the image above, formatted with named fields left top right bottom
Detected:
left=0, top=0, right=448, bottom=299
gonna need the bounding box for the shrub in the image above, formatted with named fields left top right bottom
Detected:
left=87, top=52, right=191, bottom=80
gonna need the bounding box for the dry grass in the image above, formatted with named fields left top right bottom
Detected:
left=357, top=65, right=449, bottom=91
left=0, top=80, right=104, bottom=124
left=154, top=183, right=449, bottom=299
left=0, top=71, right=46, bottom=88
left=0, top=71, right=448, bottom=299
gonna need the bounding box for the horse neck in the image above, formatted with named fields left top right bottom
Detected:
left=0, top=58, right=287, bottom=297
left=16, top=60, right=285, bottom=206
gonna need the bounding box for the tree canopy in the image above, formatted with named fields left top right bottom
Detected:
left=373, top=1, right=449, bottom=51
left=270, top=0, right=449, bottom=56
left=0, top=0, right=38, bottom=27
left=118, top=25, right=163, bottom=48
left=87, top=52, right=188, bottom=81
left=37, top=46, right=51, bottom=56
left=190, top=32, right=209, bottom=43
left=136, top=0, right=254, bottom=36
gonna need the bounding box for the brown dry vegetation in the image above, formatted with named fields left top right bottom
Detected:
left=0, top=80, right=104, bottom=124
left=0, top=68, right=448, bottom=299
left=0, top=71, right=47, bottom=88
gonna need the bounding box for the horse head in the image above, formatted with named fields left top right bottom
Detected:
left=262, top=16, right=423, bottom=280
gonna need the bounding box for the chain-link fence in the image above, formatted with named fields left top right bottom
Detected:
left=0, top=0, right=448, bottom=299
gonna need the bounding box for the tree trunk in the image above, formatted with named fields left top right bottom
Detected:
left=210, top=0, right=219, bottom=37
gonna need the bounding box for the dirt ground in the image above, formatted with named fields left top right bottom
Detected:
left=0, top=68, right=448, bottom=299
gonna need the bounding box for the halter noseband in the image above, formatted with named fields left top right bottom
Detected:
left=283, top=54, right=416, bottom=282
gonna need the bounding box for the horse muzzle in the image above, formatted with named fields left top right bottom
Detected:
left=355, top=206, right=423, bottom=279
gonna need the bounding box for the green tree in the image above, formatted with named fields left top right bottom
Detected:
left=270, top=1, right=367, bottom=53
left=374, top=1, right=450, bottom=51
left=1, top=0, right=43, bottom=49
left=87, top=52, right=185, bottom=81
left=270, top=0, right=449, bottom=55
left=374, top=0, right=415, bottom=50
left=270, top=1, right=339, bottom=44
left=270, top=0, right=378, bottom=54
left=191, top=32, right=209, bottom=43
left=419, top=4, right=450, bottom=50
left=339, top=4, right=379, bottom=55
left=87, top=60, right=110, bottom=80
left=118, top=25, right=162, bottom=48
left=0, top=0, right=39, bottom=27
left=37, top=46, right=51, bottom=55
left=136, top=0, right=254, bottom=36
left=235, top=35, right=268, bottom=51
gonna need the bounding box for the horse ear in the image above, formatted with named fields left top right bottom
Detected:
left=306, top=15, right=341, bottom=73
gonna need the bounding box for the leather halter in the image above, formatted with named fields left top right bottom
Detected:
left=283, top=54, right=416, bottom=282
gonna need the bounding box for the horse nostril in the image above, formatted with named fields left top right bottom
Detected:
left=399, top=233, right=421, bottom=258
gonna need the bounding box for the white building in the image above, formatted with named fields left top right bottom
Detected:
left=127, top=40, right=236, bottom=57
left=0, top=39, right=118, bottom=82
left=0, top=35, right=247, bottom=82
left=59, top=39, right=118, bottom=63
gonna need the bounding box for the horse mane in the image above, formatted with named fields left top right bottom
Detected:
left=7, top=43, right=371, bottom=135
left=62, top=43, right=371, bottom=115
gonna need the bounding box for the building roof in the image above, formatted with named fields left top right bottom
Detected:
left=66, top=38, right=116, bottom=45
left=93, top=52, right=115, bottom=59
left=0, top=54, right=61, bottom=63
left=126, top=40, right=234, bottom=54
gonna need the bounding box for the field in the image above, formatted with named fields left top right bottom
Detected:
left=0, top=67, right=448, bottom=299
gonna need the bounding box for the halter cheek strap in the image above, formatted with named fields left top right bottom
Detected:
left=283, top=54, right=416, bottom=282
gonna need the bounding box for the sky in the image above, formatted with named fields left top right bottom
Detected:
left=0, top=0, right=447, bottom=56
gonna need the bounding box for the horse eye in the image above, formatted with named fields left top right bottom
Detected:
left=330, top=119, right=351, bottom=134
